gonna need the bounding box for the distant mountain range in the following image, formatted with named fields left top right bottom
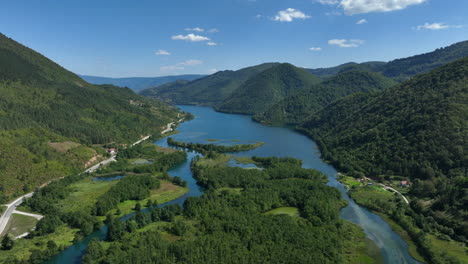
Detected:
left=141, top=40, right=468, bottom=115
left=80, top=74, right=205, bottom=92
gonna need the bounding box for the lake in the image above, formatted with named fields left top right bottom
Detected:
left=45, top=105, right=420, bottom=264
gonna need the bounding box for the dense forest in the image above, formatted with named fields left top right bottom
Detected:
left=253, top=69, right=397, bottom=125
left=0, top=33, right=179, bottom=197
left=301, top=58, right=468, bottom=243
left=216, top=63, right=321, bottom=114
left=81, top=155, right=376, bottom=264
left=167, top=137, right=264, bottom=155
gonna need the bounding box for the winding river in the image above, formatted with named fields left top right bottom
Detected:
left=45, top=105, right=420, bottom=264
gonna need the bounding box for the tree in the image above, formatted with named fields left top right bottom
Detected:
left=134, top=202, right=142, bottom=211
left=1, top=235, right=14, bottom=250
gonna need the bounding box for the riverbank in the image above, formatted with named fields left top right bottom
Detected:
left=337, top=174, right=468, bottom=264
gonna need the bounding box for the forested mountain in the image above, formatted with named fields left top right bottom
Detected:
left=253, top=69, right=397, bottom=125
left=0, top=33, right=179, bottom=197
left=216, top=63, right=321, bottom=114
left=80, top=74, right=204, bottom=92
left=381, top=40, right=468, bottom=81
left=139, top=63, right=279, bottom=105
left=301, top=58, right=468, bottom=240
left=306, top=61, right=386, bottom=78
left=306, top=40, right=468, bottom=81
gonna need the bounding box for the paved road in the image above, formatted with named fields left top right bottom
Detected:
left=0, top=193, right=34, bottom=235
left=0, top=121, right=177, bottom=236
left=161, top=122, right=174, bottom=134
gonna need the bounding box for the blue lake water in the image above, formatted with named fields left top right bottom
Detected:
left=45, top=105, right=420, bottom=264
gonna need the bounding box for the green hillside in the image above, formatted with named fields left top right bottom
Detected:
left=301, top=58, right=468, bottom=242
left=254, top=69, right=397, bottom=125
left=307, top=61, right=386, bottom=78
left=140, top=63, right=279, bottom=105
left=216, top=63, right=321, bottom=114
left=306, top=40, right=468, bottom=82
left=0, top=33, right=179, bottom=197
left=381, top=40, right=468, bottom=81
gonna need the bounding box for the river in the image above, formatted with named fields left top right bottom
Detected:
left=45, top=105, right=420, bottom=264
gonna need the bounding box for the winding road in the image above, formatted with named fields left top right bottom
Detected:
left=379, top=183, right=410, bottom=204
left=0, top=121, right=178, bottom=237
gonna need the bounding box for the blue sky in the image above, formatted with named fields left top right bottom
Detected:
left=1, top=0, right=467, bottom=77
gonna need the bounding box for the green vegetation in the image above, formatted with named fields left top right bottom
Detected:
left=380, top=40, right=468, bottom=81
left=305, top=40, right=468, bottom=82
left=167, top=137, right=264, bottom=154
left=1, top=142, right=188, bottom=263
left=217, top=63, right=321, bottom=114
left=301, top=58, right=468, bottom=255
left=3, top=214, right=39, bottom=238
left=94, top=175, right=161, bottom=216
left=0, top=225, right=77, bottom=263
left=0, top=33, right=180, bottom=198
left=263, top=207, right=299, bottom=217
left=140, top=63, right=279, bottom=105
left=82, top=155, right=376, bottom=263
left=254, top=69, right=397, bottom=125
left=342, top=176, right=467, bottom=264
left=114, top=180, right=188, bottom=217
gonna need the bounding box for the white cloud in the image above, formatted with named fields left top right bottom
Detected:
left=171, top=33, right=210, bottom=42
left=273, top=8, right=311, bottom=22
left=356, top=19, right=367, bottom=24
left=414, top=22, right=463, bottom=30
left=160, top=65, right=184, bottom=72
left=339, top=0, right=426, bottom=15
left=309, top=47, right=322, bottom=51
left=207, top=42, right=217, bottom=46
left=160, top=59, right=203, bottom=72
left=208, top=69, right=219, bottom=73
left=256, top=14, right=263, bottom=18
left=328, top=39, right=364, bottom=48
left=316, top=0, right=339, bottom=4
left=155, top=49, right=170, bottom=56
left=179, top=59, right=203, bottom=66
left=185, top=27, right=204, bottom=32
left=325, top=10, right=342, bottom=16
left=208, top=28, right=219, bottom=33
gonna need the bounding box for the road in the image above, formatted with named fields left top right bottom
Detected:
left=0, top=193, right=34, bottom=236
left=379, top=184, right=409, bottom=204
left=161, top=122, right=175, bottom=134
left=0, top=121, right=177, bottom=236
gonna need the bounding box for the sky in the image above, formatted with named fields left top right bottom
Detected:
left=1, top=0, right=467, bottom=77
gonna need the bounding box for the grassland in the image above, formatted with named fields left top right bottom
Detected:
left=233, top=156, right=257, bottom=165
left=196, top=154, right=232, bottom=167
left=113, top=180, right=188, bottom=217
left=3, top=214, right=39, bottom=237
left=0, top=225, right=77, bottom=262
left=263, top=207, right=299, bottom=217
left=56, top=177, right=118, bottom=213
